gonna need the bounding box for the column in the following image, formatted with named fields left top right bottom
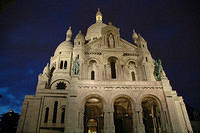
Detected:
left=132, top=112, right=137, bottom=133
left=104, top=110, right=115, bottom=133
left=135, top=104, right=145, bottom=133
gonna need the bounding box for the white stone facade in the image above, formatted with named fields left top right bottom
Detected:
left=17, top=9, right=193, bottom=133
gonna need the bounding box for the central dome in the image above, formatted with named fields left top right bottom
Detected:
left=85, top=9, right=107, bottom=42
left=85, top=23, right=107, bottom=41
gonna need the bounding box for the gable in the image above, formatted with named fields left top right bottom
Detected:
left=119, top=38, right=137, bottom=50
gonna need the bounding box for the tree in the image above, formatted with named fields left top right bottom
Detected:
left=0, top=110, right=19, bottom=133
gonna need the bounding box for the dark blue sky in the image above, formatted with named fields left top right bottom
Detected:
left=0, top=0, right=200, bottom=114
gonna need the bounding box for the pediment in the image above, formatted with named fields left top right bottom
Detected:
left=118, top=38, right=137, bottom=50
left=85, top=38, right=102, bottom=50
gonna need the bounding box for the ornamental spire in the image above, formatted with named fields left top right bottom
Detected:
left=96, top=8, right=102, bottom=23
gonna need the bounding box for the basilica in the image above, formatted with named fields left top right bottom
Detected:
left=17, top=9, right=193, bottom=133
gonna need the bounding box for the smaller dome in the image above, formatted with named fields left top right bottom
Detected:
left=54, top=41, right=73, bottom=56
left=75, top=30, right=85, bottom=41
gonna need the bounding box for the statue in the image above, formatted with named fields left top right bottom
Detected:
left=72, top=55, right=80, bottom=75
left=154, top=59, right=164, bottom=81
left=108, top=34, right=114, bottom=48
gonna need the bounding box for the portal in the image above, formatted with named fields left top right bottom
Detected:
left=84, top=97, right=104, bottom=133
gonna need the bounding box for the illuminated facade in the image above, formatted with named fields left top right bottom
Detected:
left=17, top=9, right=193, bottom=133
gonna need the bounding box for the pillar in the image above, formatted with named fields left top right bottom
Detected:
left=135, top=104, right=145, bottom=133
left=104, top=109, right=115, bottom=133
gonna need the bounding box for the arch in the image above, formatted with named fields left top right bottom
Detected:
left=91, top=71, right=95, bottom=80
left=107, top=56, right=118, bottom=62
left=86, top=57, right=102, bottom=65
left=80, top=94, right=106, bottom=112
left=125, top=58, right=137, bottom=65
left=50, top=79, right=70, bottom=88
left=140, top=95, right=163, bottom=133
left=64, top=61, right=67, bottom=69
left=89, top=60, right=97, bottom=67
left=113, top=96, right=134, bottom=133
left=52, top=101, right=58, bottom=123
left=84, top=95, right=104, bottom=133
left=60, top=61, right=63, bottom=69
left=139, top=94, right=162, bottom=107
left=108, top=56, right=119, bottom=79
left=111, top=61, right=116, bottom=79
left=111, top=94, right=136, bottom=112
left=131, top=71, right=136, bottom=81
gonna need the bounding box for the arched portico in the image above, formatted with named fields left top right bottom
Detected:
left=83, top=95, right=105, bottom=133
left=141, top=95, right=164, bottom=133
left=111, top=95, right=136, bottom=133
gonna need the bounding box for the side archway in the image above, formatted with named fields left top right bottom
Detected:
left=141, top=96, right=163, bottom=133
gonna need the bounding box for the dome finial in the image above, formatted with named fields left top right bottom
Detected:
left=66, top=26, right=72, bottom=41
left=132, top=29, right=138, bottom=39
left=96, top=8, right=102, bottom=23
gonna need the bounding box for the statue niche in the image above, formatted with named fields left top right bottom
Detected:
left=107, top=33, right=115, bottom=48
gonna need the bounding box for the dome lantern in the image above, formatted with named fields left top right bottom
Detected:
left=96, top=8, right=102, bottom=23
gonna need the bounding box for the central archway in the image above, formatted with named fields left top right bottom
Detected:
left=114, top=97, right=133, bottom=133
left=84, top=97, right=104, bottom=133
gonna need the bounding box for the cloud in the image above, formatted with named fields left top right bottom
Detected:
left=0, top=87, right=23, bottom=114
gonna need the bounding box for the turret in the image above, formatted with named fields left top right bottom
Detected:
left=136, top=34, right=155, bottom=81
left=74, top=30, right=85, bottom=47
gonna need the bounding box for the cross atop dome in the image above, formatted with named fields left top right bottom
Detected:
left=96, top=8, right=102, bottom=23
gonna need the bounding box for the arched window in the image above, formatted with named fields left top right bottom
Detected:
left=145, top=57, right=148, bottom=62
left=64, top=61, right=67, bottom=69
left=131, top=72, right=136, bottom=81
left=91, top=71, right=95, bottom=80
left=53, top=101, right=58, bottom=123
left=60, top=61, right=63, bottom=69
left=44, top=107, right=49, bottom=123
left=61, top=108, right=65, bottom=123
left=111, top=61, right=116, bottom=79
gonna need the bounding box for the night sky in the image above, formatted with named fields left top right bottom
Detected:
left=0, top=0, right=200, bottom=114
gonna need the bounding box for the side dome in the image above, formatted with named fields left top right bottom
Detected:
left=54, top=27, right=73, bottom=56
left=54, top=41, right=73, bottom=56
